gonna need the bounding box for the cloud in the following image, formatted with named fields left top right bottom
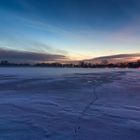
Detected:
left=94, top=53, right=140, bottom=59
left=85, top=53, right=140, bottom=63
left=0, top=37, right=68, bottom=56
left=0, top=48, right=68, bottom=63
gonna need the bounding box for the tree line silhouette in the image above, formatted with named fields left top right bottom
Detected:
left=0, top=60, right=140, bottom=68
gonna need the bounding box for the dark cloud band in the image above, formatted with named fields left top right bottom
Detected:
left=0, top=48, right=68, bottom=63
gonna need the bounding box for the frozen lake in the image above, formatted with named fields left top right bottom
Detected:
left=0, top=68, right=140, bottom=140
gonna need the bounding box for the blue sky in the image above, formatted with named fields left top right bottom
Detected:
left=0, top=0, right=140, bottom=61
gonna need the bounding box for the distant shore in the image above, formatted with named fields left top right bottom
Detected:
left=0, top=60, right=140, bottom=68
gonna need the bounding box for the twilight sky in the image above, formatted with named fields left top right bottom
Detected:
left=0, top=0, right=140, bottom=62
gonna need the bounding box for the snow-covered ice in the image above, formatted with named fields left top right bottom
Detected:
left=0, top=68, right=140, bottom=140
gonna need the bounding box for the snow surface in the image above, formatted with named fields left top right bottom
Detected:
left=0, top=68, right=140, bottom=140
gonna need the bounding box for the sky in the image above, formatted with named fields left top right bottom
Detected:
left=0, top=0, right=140, bottom=62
